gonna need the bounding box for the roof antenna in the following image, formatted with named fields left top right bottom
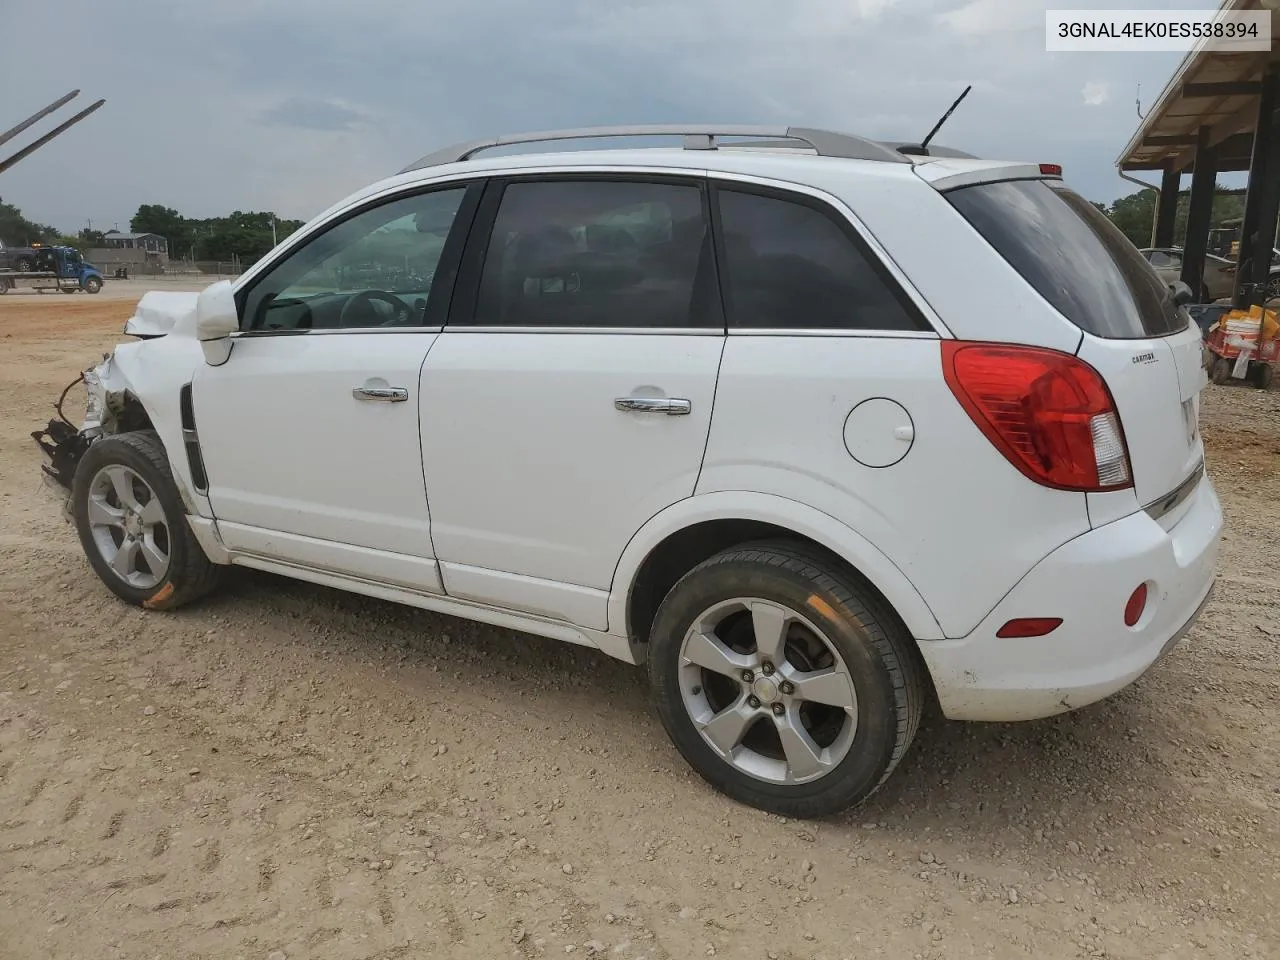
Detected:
left=898, top=84, right=972, bottom=156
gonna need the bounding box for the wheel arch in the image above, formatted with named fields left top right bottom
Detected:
left=609, top=492, right=944, bottom=656
left=93, top=339, right=211, bottom=518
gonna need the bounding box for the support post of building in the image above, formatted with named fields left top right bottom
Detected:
left=1180, top=125, right=1217, bottom=302
left=1234, top=66, right=1280, bottom=308
left=1153, top=160, right=1181, bottom=248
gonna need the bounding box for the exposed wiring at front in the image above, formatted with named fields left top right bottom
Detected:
left=54, top=373, right=84, bottom=428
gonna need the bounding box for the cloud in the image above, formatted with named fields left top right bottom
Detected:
left=936, top=0, right=1039, bottom=37
left=0, top=0, right=1200, bottom=232
left=1082, top=81, right=1110, bottom=106
left=256, top=97, right=372, bottom=132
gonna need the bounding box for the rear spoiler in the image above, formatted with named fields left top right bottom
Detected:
left=914, top=161, right=1063, bottom=193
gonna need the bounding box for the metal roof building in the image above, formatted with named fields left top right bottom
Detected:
left=1117, top=0, right=1280, bottom=306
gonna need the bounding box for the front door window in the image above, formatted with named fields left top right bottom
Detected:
left=239, top=187, right=469, bottom=331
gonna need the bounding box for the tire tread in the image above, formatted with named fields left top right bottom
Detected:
left=650, top=538, right=925, bottom=817
left=74, top=430, right=221, bottom=610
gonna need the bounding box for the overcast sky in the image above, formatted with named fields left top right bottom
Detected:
left=0, top=0, right=1225, bottom=234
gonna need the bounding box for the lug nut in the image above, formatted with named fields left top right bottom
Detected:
left=741, top=669, right=754, bottom=683
left=779, top=681, right=795, bottom=695
left=761, top=662, right=775, bottom=676
left=747, top=696, right=761, bottom=709
left=771, top=703, right=785, bottom=716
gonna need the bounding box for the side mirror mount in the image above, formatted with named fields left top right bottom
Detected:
left=196, top=279, right=238, bottom=365
left=1169, top=280, right=1194, bottom=306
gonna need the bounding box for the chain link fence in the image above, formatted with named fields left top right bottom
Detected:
left=100, top=259, right=245, bottom=280
left=165, top=259, right=245, bottom=279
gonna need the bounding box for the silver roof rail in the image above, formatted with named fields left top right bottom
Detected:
left=399, top=124, right=913, bottom=173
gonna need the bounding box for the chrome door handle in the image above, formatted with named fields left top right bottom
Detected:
left=614, top=396, right=692, bottom=416
left=353, top=386, right=408, bottom=402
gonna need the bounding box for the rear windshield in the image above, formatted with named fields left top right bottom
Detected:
left=946, top=178, right=1188, bottom=339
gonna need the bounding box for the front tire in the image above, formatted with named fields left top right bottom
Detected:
left=84, top=277, right=102, bottom=294
left=71, top=431, right=222, bottom=610
left=648, top=541, right=924, bottom=818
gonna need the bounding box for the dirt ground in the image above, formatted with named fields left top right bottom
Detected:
left=1, top=295, right=1277, bottom=960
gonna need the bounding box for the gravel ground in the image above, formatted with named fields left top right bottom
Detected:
left=1, top=296, right=1278, bottom=960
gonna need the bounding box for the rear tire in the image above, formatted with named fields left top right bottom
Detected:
left=1253, top=362, right=1275, bottom=390
left=647, top=540, right=924, bottom=818
left=71, top=431, right=222, bottom=610
left=1211, top=356, right=1233, bottom=385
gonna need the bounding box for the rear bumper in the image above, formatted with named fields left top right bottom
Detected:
left=917, top=474, right=1223, bottom=721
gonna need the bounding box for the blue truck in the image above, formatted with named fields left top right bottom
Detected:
left=0, top=240, right=104, bottom=294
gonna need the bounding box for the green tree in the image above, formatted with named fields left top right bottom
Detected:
left=126, top=204, right=303, bottom=265
left=0, top=197, right=59, bottom=246
left=1100, top=188, right=1250, bottom=251
left=196, top=211, right=303, bottom=265
left=129, top=204, right=190, bottom=258
left=1105, top=190, right=1157, bottom=247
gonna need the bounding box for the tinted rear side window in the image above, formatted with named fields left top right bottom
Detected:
left=716, top=187, right=926, bottom=332
left=468, top=179, right=716, bottom=329
left=946, top=179, right=1188, bottom=339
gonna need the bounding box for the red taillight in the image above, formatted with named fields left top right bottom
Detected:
left=942, top=341, right=1133, bottom=492
left=996, top=617, right=1063, bottom=638
left=1124, top=584, right=1148, bottom=627
left=1039, top=163, right=1063, bottom=176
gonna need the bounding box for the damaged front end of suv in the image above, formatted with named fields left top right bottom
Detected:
left=30, top=289, right=208, bottom=509
left=31, top=355, right=152, bottom=499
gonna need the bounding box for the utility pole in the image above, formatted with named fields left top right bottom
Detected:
left=271, top=216, right=277, bottom=248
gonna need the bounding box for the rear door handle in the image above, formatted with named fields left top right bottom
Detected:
left=614, top=396, right=692, bottom=416
left=353, top=386, right=408, bottom=403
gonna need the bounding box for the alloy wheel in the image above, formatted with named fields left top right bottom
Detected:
left=677, top=597, right=858, bottom=785
left=85, top=464, right=172, bottom=589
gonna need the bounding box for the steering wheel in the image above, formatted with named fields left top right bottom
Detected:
left=338, top=289, right=412, bottom=327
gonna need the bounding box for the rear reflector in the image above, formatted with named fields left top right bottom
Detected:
left=996, top=617, right=1063, bottom=638
left=942, top=341, right=1133, bottom=492
left=1124, top=584, right=1148, bottom=627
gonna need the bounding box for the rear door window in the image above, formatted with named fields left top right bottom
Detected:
left=946, top=178, right=1189, bottom=339
left=463, top=178, right=718, bottom=329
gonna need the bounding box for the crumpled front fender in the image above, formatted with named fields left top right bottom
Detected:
left=33, top=335, right=209, bottom=520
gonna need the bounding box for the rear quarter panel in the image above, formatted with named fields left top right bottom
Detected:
left=697, top=334, right=1093, bottom=639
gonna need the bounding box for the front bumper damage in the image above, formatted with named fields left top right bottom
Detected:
left=31, top=417, right=89, bottom=492
left=31, top=356, right=121, bottom=501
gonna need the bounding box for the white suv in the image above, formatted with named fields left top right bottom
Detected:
left=35, top=126, right=1222, bottom=818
